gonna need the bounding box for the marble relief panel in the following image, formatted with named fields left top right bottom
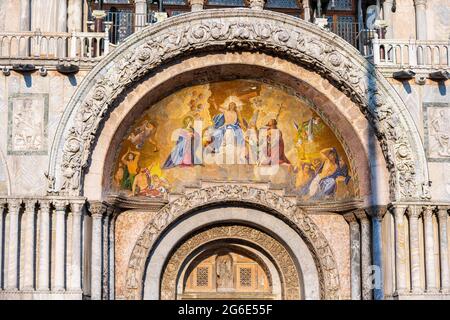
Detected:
left=7, top=93, right=49, bottom=155
left=424, top=103, right=450, bottom=162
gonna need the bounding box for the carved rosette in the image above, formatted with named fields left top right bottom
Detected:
left=160, top=225, right=300, bottom=300
left=57, top=9, right=427, bottom=201
left=124, top=185, right=340, bottom=300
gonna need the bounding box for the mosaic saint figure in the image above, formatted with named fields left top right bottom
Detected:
left=308, top=147, right=350, bottom=200
left=127, top=120, right=158, bottom=151
left=162, top=116, right=200, bottom=169
left=120, top=148, right=141, bottom=190
left=259, top=119, right=291, bottom=166
left=132, top=166, right=152, bottom=195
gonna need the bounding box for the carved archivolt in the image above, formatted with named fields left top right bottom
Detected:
left=160, top=225, right=300, bottom=300
left=51, top=9, right=428, bottom=201
left=124, top=185, right=340, bottom=300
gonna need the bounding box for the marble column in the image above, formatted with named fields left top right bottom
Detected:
left=58, top=0, right=68, bottom=32
left=390, top=205, right=408, bottom=295
left=53, top=200, right=68, bottom=291
left=407, top=205, right=422, bottom=293
left=23, top=200, right=36, bottom=290
left=367, top=206, right=386, bottom=300
left=135, top=0, right=148, bottom=30
left=70, top=201, right=84, bottom=291
left=20, top=0, right=31, bottom=31
left=382, top=0, right=394, bottom=39
left=423, top=206, right=437, bottom=292
left=414, top=0, right=427, bottom=40
left=300, top=0, right=311, bottom=22
left=0, top=201, right=6, bottom=289
left=188, top=0, right=205, bottom=11
left=108, top=210, right=117, bottom=300
left=37, top=200, right=51, bottom=291
left=90, top=202, right=106, bottom=300
left=68, top=0, right=83, bottom=32
left=102, top=208, right=111, bottom=300
left=344, top=212, right=361, bottom=300
left=6, top=199, right=21, bottom=290
left=357, top=210, right=372, bottom=300
left=437, top=207, right=450, bottom=293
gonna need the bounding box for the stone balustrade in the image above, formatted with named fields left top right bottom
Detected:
left=373, top=36, right=450, bottom=70
left=0, top=29, right=110, bottom=69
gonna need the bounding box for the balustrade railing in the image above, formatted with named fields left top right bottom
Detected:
left=373, top=36, right=450, bottom=69
left=0, top=29, right=109, bottom=61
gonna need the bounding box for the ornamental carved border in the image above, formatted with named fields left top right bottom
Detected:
left=124, top=185, right=340, bottom=300
left=160, top=225, right=301, bottom=300
left=54, top=9, right=428, bottom=200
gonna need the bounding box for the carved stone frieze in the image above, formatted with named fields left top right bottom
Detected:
left=160, top=225, right=300, bottom=300
left=124, top=185, right=341, bottom=300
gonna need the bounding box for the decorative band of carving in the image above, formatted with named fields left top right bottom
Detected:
left=125, top=185, right=340, bottom=300
left=160, top=225, right=300, bottom=300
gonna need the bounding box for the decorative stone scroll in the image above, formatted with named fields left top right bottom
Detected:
left=124, top=185, right=341, bottom=300
left=53, top=9, right=428, bottom=201
left=160, top=225, right=301, bottom=300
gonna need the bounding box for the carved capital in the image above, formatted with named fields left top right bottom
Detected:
left=89, top=201, right=107, bottom=219
left=7, top=199, right=22, bottom=213
left=422, top=205, right=434, bottom=219
left=414, top=0, right=427, bottom=8
left=53, top=200, right=68, bottom=212
left=39, top=200, right=51, bottom=213
left=188, top=0, right=205, bottom=11
left=355, top=209, right=370, bottom=223
left=437, top=206, right=450, bottom=219
left=406, top=205, right=421, bottom=219
left=343, top=212, right=357, bottom=224
left=366, top=205, right=387, bottom=221
left=70, top=200, right=85, bottom=216
left=23, top=199, right=37, bottom=214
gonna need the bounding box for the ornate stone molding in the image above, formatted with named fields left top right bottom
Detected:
left=124, top=185, right=340, bottom=300
left=160, top=225, right=300, bottom=300
left=50, top=9, right=428, bottom=201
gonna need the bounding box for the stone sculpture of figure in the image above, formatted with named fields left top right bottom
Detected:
left=13, top=99, right=43, bottom=151
left=216, top=254, right=234, bottom=290
left=431, top=109, right=450, bottom=157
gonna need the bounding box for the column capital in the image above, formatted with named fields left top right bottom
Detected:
left=355, top=209, right=370, bottom=223
left=89, top=201, right=107, bottom=218
left=23, top=199, right=36, bottom=211
left=7, top=199, right=22, bottom=212
left=422, top=205, right=434, bottom=218
left=53, top=200, right=68, bottom=211
left=70, top=200, right=85, bottom=216
left=343, top=212, right=357, bottom=224
left=188, top=0, right=205, bottom=11
left=387, top=204, right=408, bottom=218
left=414, top=0, right=427, bottom=7
left=39, top=199, right=51, bottom=211
left=437, top=206, right=450, bottom=219
left=365, top=205, right=387, bottom=220
left=406, top=205, right=421, bottom=219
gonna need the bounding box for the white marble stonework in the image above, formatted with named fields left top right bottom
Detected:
left=0, top=2, right=448, bottom=301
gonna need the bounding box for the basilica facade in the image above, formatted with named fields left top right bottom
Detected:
left=0, top=0, right=449, bottom=300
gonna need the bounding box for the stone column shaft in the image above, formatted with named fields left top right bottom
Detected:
left=20, top=0, right=31, bottom=31
left=438, top=207, right=450, bottom=293
left=382, top=0, right=394, bottom=38
left=407, top=206, right=422, bottom=293
left=58, top=0, right=68, bottom=32
left=23, top=200, right=36, bottom=290
left=345, top=213, right=361, bottom=300
left=392, top=205, right=408, bottom=295
left=135, top=0, right=148, bottom=30
left=0, top=202, right=6, bottom=289
left=109, top=213, right=117, bottom=300
left=38, top=201, right=51, bottom=291
left=358, top=211, right=372, bottom=300
left=70, top=201, right=84, bottom=291
left=6, top=200, right=21, bottom=290
left=423, top=206, right=437, bottom=292
left=53, top=201, right=67, bottom=291
left=90, top=202, right=106, bottom=300
left=68, top=0, right=83, bottom=32
left=414, top=0, right=427, bottom=40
